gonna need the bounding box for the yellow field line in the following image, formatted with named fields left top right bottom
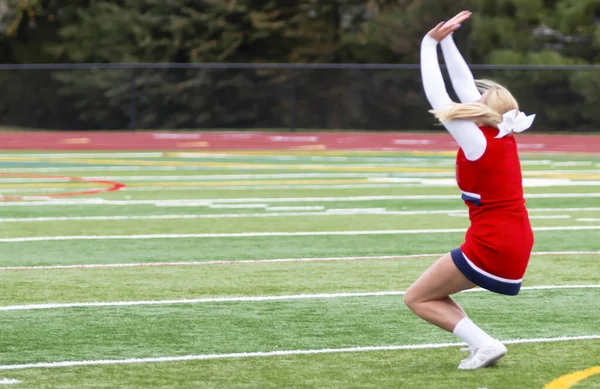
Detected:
left=3, top=176, right=600, bottom=190
left=12, top=158, right=451, bottom=173
left=1, top=156, right=597, bottom=178
left=165, top=150, right=459, bottom=157
left=544, top=366, right=600, bottom=389
left=0, top=157, right=41, bottom=162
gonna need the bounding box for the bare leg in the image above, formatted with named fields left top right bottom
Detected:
left=404, top=252, right=475, bottom=332
left=441, top=296, right=467, bottom=316
left=404, top=252, right=507, bottom=369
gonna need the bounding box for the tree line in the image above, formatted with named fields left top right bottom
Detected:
left=1, top=0, right=600, bottom=131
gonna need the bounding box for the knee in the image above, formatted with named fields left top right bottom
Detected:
left=403, top=288, right=420, bottom=313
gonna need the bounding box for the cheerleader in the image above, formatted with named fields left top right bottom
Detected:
left=403, top=11, right=535, bottom=370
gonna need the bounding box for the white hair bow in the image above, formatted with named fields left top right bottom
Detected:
left=496, top=109, right=536, bottom=138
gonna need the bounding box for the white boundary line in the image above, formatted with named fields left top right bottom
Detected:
left=0, top=335, right=598, bottom=371
left=0, top=251, right=596, bottom=271
left=2, top=180, right=599, bottom=193
left=2, top=225, right=600, bottom=243
left=3, top=193, right=600, bottom=207
left=0, top=379, right=20, bottom=385
left=0, top=184, right=444, bottom=193
left=1, top=285, right=599, bottom=312
left=0, top=173, right=389, bottom=182
left=2, top=207, right=600, bottom=223
left=0, top=210, right=465, bottom=223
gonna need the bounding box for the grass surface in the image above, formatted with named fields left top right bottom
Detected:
left=0, top=149, right=599, bottom=388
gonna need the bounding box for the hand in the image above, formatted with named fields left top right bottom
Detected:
left=427, top=10, right=472, bottom=42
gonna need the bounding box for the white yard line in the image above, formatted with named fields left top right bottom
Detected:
left=552, top=161, right=594, bottom=167
left=0, top=379, right=20, bottom=385
left=0, top=254, right=441, bottom=270
left=3, top=193, right=600, bottom=207
left=1, top=207, right=599, bottom=223
left=0, top=334, right=598, bottom=371
left=5, top=161, right=589, bottom=175
left=1, top=180, right=597, bottom=193
left=0, top=167, right=450, bottom=175
left=0, top=173, right=391, bottom=182
left=0, top=251, right=595, bottom=271
left=207, top=204, right=267, bottom=209
left=124, top=184, right=427, bottom=191
left=2, top=226, right=600, bottom=243
left=0, top=184, right=443, bottom=194
left=266, top=206, right=325, bottom=211
left=0, top=210, right=465, bottom=223
left=0, top=285, right=599, bottom=312
left=528, top=215, right=571, bottom=219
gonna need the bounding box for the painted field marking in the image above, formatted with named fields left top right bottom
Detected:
left=0, top=164, right=568, bottom=174
left=1, top=167, right=187, bottom=172
left=0, top=251, right=596, bottom=271
left=2, top=226, right=600, bottom=243
left=3, top=162, right=596, bottom=175
left=0, top=284, right=599, bottom=312
left=1, top=153, right=456, bottom=164
left=529, top=215, right=571, bottom=219
left=89, top=173, right=391, bottom=181
left=552, top=161, right=594, bottom=167
left=544, top=366, right=600, bottom=389
left=3, top=193, right=600, bottom=207
left=0, top=254, right=441, bottom=270
left=0, top=210, right=464, bottom=223
left=119, top=182, right=597, bottom=191
left=577, top=218, right=600, bottom=222
left=2, top=152, right=163, bottom=159
left=0, top=335, right=598, bottom=371
left=0, top=173, right=124, bottom=201
left=373, top=177, right=600, bottom=186
left=208, top=204, right=267, bottom=209
left=0, top=379, right=20, bottom=385
left=0, top=183, right=106, bottom=189
left=3, top=157, right=458, bottom=173
left=124, top=179, right=376, bottom=187
left=6, top=180, right=600, bottom=191
left=0, top=184, right=428, bottom=193
left=266, top=206, right=325, bottom=211
left=2, top=207, right=599, bottom=223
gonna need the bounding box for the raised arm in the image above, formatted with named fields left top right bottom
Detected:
left=420, top=23, right=486, bottom=161
left=441, top=34, right=481, bottom=103
left=420, top=35, right=453, bottom=110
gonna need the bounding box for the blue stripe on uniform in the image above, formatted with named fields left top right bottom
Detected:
left=461, top=193, right=482, bottom=206
left=451, top=248, right=521, bottom=296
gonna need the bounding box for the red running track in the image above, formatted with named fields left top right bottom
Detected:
left=1, top=131, right=600, bottom=153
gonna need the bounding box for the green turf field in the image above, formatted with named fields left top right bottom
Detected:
left=0, top=149, right=599, bottom=388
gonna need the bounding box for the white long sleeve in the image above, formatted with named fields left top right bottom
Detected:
left=440, top=35, right=481, bottom=103
left=420, top=36, right=486, bottom=161
left=420, top=36, right=453, bottom=111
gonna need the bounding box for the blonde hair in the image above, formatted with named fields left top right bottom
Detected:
left=430, top=79, right=519, bottom=127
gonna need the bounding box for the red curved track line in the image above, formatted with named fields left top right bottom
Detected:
left=0, top=173, right=125, bottom=201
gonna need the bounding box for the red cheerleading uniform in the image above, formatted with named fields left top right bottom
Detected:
left=451, top=126, right=534, bottom=296
left=419, top=34, right=536, bottom=295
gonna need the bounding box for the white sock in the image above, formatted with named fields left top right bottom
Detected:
left=452, top=317, right=495, bottom=349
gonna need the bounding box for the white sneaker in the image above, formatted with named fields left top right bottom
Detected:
left=458, top=340, right=507, bottom=370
